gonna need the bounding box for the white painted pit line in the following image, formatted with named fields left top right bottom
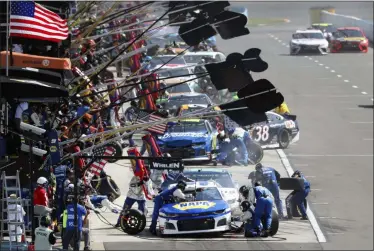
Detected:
left=286, top=45, right=289, bottom=47
left=330, top=70, right=335, bottom=73
left=314, top=60, right=319, bottom=63
left=337, top=75, right=342, bottom=78
left=282, top=43, right=286, bottom=46
left=325, top=66, right=329, bottom=69
left=352, top=85, right=358, bottom=88
left=319, top=63, right=324, bottom=66
left=276, top=149, right=327, bottom=243
left=361, top=92, right=367, bottom=95
left=344, top=80, right=349, bottom=83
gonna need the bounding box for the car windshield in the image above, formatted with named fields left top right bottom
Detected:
left=336, top=29, right=363, bottom=38
left=293, top=32, right=324, bottom=39
left=164, top=95, right=210, bottom=109
left=168, top=83, right=191, bottom=93
left=184, top=172, right=235, bottom=188
left=312, top=25, right=335, bottom=33
left=158, top=68, right=190, bottom=78
left=167, top=122, right=207, bottom=133
left=180, top=106, right=206, bottom=115
left=189, top=187, right=223, bottom=201
left=150, top=57, right=185, bottom=67
left=184, top=55, right=214, bottom=64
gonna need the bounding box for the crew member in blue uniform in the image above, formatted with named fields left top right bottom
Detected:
left=149, top=180, right=187, bottom=235
left=291, top=170, right=310, bottom=220
left=253, top=163, right=286, bottom=219
left=253, top=181, right=273, bottom=237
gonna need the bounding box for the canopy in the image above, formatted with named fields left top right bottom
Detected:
left=0, top=76, right=69, bottom=99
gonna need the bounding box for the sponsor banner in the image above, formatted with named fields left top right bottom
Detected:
left=150, top=159, right=184, bottom=171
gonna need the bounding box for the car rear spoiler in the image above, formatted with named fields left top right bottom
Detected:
left=284, top=114, right=297, bottom=121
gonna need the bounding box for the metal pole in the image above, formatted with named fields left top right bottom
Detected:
left=29, top=140, right=35, bottom=243
left=6, top=0, right=10, bottom=76
left=73, top=157, right=79, bottom=251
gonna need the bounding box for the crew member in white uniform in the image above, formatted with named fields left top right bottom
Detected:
left=34, top=216, right=56, bottom=251
left=7, top=194, right=26, bottom=243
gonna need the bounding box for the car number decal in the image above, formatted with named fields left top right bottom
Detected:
left=285, top=120, right=296, bottom=129
left=253, top=125, right=270, bottom=142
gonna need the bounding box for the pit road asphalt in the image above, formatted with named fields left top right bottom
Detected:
left=88, top=2, right=372, bottom=250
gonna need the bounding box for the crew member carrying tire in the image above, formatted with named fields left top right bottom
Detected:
left=286, top=170, right=310, bottom=220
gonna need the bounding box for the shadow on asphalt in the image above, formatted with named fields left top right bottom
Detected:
left=358, top=105, right=374, bottom=109
left=279, top=53, right=326, bottom=56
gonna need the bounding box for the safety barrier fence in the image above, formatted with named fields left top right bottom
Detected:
left=320, top=10, right=373, bottom=43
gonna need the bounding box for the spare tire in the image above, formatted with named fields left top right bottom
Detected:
left=261, top=209, right=279, bottom=236
left=246, top=141, right=264, bottom=164
left=278, top=129, right=290, bottom=149
left=120, top=209, right=147, bottom=235
left=105, top=142, right=123, bottom=163
left=95, top=176, right=121, bottom=201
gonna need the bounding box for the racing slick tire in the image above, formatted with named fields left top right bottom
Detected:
left=278, top=129, right=290, bottom=149
left=246, top=141, right=264, bottom=164
left=93, top=173, right=121, bottom=202
left=120, top=209, right=147, bottom=235
left=261, top=209, right=279, bottom=236
left=105, top=142, right=123, bottom=163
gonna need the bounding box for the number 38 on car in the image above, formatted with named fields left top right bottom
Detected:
left=246, top=112, right=300, bottom=149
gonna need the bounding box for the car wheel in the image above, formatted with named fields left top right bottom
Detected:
left=261, top=209, right=279, bottom=236
left=120, top=209, right=147, bottom=235
left=278, top=129, right=290, bottom=149
left=106, top=142, right=123, bottom=163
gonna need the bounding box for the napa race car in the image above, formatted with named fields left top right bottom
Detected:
left=290, top=29, right=329, bottom=55
left=158, top=181, right=231, bottom=236
left=246, top=111, right=299, bottom=149
left=157, top=119, right=217, bottom=163
left=330, top=27, right=369, bottom=53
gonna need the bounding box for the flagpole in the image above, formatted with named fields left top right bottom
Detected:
left=6, top=0, right=10, bottom=76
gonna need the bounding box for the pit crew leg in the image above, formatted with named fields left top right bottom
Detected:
left=269, top=185, right=285, bottom=218
left=292, top=190, right=308, bottom=218
left=116, top=197, right=136, bottom=225
left=136, top=200, right=146, bottom=214
left=253, top=197, right=266, bottom=231
left=263, top=197, right=273, bottom=230
left=149, top=196, right=163, bottom=233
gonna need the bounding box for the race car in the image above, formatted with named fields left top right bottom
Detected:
left=310, top=23, right=336, bottom=42
left=176, top=104, right=221, bottom=125
left=246, top=111, right=299, bottom=149
left=156, top=64, right=198, bottom=88
left=182, top=169, right=241, bottom=215
left=330, top=27, right=369, bottom=53
left=289, top=29, right=329, bottom=55
left=159, top=93, right=214, bottom=115
left=157, top=119, right=217, bottom=163
left=158, top=181, right=231, bottom=236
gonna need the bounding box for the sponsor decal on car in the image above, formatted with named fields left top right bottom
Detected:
left=173, top=201, right=216, bottom=210
left=161, top=133, right=209, bottom=138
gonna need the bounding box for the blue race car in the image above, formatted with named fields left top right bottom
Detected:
left=157, top=119, right=217, bottom=163
left=158, top=181, right=231, bottom=236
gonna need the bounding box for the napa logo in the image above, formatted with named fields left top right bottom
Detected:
left=173, top=201, right=216, bottom=210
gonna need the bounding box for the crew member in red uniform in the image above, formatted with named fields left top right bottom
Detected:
left=33, top=177, right=49, bottom=207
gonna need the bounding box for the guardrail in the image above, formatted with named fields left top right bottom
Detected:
left=320, top=10, right=373, bottom=43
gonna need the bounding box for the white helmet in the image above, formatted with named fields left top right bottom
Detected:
left=37, top=177, right=48, bottom=186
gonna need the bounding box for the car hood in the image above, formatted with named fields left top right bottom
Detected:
left=164, top=78, right=191, bottom=85
left=337, top=37, right=366, bottom=42
left=158, top=132, right=209, bottom=146
left=160, top=200, right=229, bottom=215
left=292, top=39, right=327, bottom=45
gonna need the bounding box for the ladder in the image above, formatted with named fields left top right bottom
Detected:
left=1, top=171, right=27, bottom=250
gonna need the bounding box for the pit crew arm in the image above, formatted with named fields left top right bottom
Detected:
left=173, top=189, right=186, bottom=199
left=85, top=195, right=96, bottom=210
left=274, top=169, right=281, bottom=183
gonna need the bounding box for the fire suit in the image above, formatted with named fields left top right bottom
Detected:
left=253, top=186, right=273, bottom=231
left=256, top=167, right=284, bottom=218
left=149, top=186, right=185, bottom=233
left=291, top=175, right=310, bottom=218
left=33, top=186, right=49, bottom=207
left=230, top=127, right=250, bottom=165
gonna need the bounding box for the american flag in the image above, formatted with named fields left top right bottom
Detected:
left=88, top=146, right=115, bottom=177
left=136, top=110, right=167, bottom=135
left=10, top=1, right=68, bottom=42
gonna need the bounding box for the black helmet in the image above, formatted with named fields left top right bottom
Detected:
left=176, top=180, right=187, bottom=191
left=254, top=181, right=262, bottom=187
left=240, top=201, right=251, bottom=212
left=40, top=216, right=51, bottom=227
left=239, top=185, right=249, bottom=198
left=255, top=163, right=263, bottom=172
left=292, top=170, right=302, bottom=178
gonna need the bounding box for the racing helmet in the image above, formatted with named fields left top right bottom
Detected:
left=239, top=185, right=249, bottom=199
left=176, top=180, right=187, bottom=191
left=37, top=177, right=48, bottom=186
left=40, top=216, right=51, bottom=227
left=292, top=170, right=302, bottom=178
left=240, top=200, right=251, bottom=212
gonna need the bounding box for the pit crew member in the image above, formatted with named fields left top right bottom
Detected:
left=289, top=170, right=310, bottom=220
left=252, top=163, right=286, bottom=219
left=149, top=180, right=187, bottom=235
left=228, top=127, right=250, bottom=165
left=253, top=181, right=273, bottom=237
left=273, top=102, right=290, bottom=115
left=34, top=216, right=56, bottom=251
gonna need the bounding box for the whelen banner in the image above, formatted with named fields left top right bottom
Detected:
left=150, top=159, right=184, bottom=172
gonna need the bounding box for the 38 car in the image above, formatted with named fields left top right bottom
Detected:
left=247, top=112, right=299, bottom=149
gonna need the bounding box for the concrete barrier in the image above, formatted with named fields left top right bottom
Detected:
left=319, top=10, right=374, bottom=42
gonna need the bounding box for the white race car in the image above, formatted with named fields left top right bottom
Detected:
left=289, top=29, right=329, bottom=55
left=158, top=181, right=231, bottom=236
